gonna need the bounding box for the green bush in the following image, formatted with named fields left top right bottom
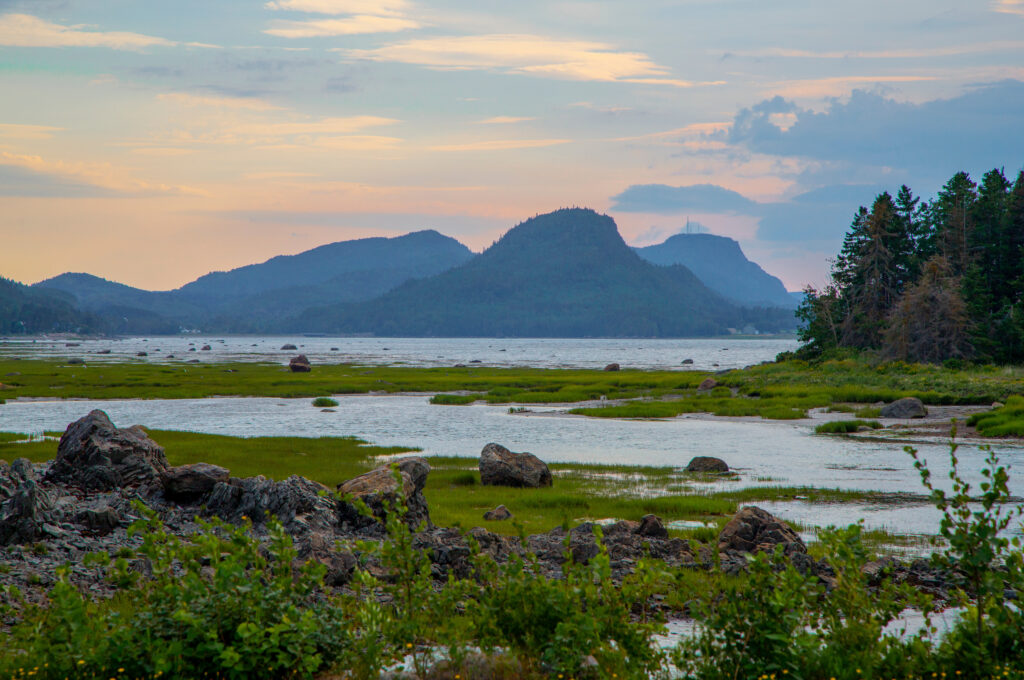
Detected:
left=312, top=396, right=339, bottom=407
left=429, top=393, right=483, bottom=405
left=814, top=419, right=883, bottom=434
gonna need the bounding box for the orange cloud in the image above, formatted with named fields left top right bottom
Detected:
left=429, top=139, right=570, bottom=151
left=0, top=151, right=205, bottom=196
left=0, top=13, right=212, bottom=50
left=342, top=34, right=690, bottom=85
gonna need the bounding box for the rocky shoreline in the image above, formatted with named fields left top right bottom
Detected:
left=1, top=410, right=955, bottom=624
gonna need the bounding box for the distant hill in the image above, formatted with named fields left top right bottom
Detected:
left=287, top=208, right=796, bottom=337
left=177, top=230, right=474, bottom=302
left=32, top=230, right=476, bottom=331
left=0, top=276, right=102, bottom=334
left=635, top=233, right=796, bottom=309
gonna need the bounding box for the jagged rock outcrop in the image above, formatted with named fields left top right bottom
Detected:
left=717, top=506, right=805, bottom=555
left=46, top=410, right=169, bottom=491
left=479, top=443, right=552, bottom=488
left=0, top=479, right=56, bottom=546
left=204, top=474, right=337, bottom=535
left=336, top=457, right=431, bottom=529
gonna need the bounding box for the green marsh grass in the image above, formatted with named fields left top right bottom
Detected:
left=968, top=396, right=1024, bottom=436
left=814, top=419, right=883, bottom=434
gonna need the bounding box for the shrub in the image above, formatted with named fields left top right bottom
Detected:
left=312, top=396, right=339, bottom=407
left=814, top=419, right=883, bottom=434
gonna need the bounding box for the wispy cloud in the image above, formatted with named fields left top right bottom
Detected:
left=727, top=41, right=1024, bottom=59
left=265, top=15, right=418, bottom=37
left=265, top=0, right=410, bottom=15
left=342, top=34, right=695, bottom=85
left=264, top=0, right=417, bottom=37
left=429, top=138, right=569, bottom=151
left=0, top=123, right=63, bottom=140
left=475, top=116, right=535, bottom=124
left=992, top=0, right=1024, bottom=16
left=0, top=151, right=204, bottom=196
left=765, top=75, right=938, bottom=98
left=0, top=13, right=209, bottom=50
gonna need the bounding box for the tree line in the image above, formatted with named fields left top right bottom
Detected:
left=798, top=167, right=1024, bottom=363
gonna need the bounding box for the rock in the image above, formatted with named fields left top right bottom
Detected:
left=0, top=480, right=55, bottom=545
left=188, top=359, right=200, bottom=364
left=337, top=457, right=431, bottom=529
left=47, top=410, right=169, bottom=491
left=281, top=343, right=298, bottom=350
left=205, top=474, right=337, bottom=535
left=880, top=397, right=928, bottom=419
left=698, top=377, right=718, bottom=391
left=604, top=363, right=620, bottom=371
left=162, top=463, right=229, bottom=501
left=97, top=349, right=111, bottom=355
left=681, top=358, right=694, bottom=365
left=330, top=347, right=339, bottom=351
left=66, top=358, right=84, bottom=365
left=483, top=505, right=513, bottom=521
left=717, top=506, right=805, bottom=555
left=479, top=443, right=552, bottom=488
left=200, top=345, right=212, bottom=351
left=188, top=347, right=196, bottom=352
left=75, top=507, right=121, bottom=535
left=289, top=355, right=311, bottom=373
left=637, top=514, right=668, bottom=538
left=453, top=364, right=467, bottom=368
left=685, top=456, right=729, bottom=473
left=992, top=401, right=1005, bottom=409
left=136, top=351, right=148, bottom=357
left=296, top=531, right=356, bottom=586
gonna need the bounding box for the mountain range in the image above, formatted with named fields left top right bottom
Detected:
left=5, top=209, right=797, bottom=337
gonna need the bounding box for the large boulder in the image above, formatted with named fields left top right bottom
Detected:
left=604, top=363, right=620, bottom=372
left=483, top=505, right=513, bottom=521
left=204, top=474, right=337, bottom=535
left=162, top=463, right=230, bottom=502
left=685, top=456, right=729, bottom=473
left=281, top=343, right=298, bottom=350
left=479, top=443, right=552, bottom=488
left=717, top=506, right=805, bottom=555
left=47, top=410, right=169, bottom=491
left=880, top=397, right=928, bottom=419
left=698, top=377, right=718, bottom=391
left=289, top=355, right=312, bottom=373
left=337, top=457, right=431, bottom=529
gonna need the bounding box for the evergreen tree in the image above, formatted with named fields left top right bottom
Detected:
left=893, top=185, right=927, bottom=282
left=929, top=172, right=978, bottom=276
left=840, top=193, right=901, bottom=349
left=884, top=256, right=972, bottom=363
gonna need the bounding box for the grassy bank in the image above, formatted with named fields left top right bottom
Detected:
left=2, top=354, right=1018, bottom=424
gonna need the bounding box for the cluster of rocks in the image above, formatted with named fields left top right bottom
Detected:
left=1, top=411, right=953, bottom=613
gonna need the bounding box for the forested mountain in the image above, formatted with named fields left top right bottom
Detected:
left=286, top=208, right=796, bottom=337
left=0, top=276, right=102, bottom=334
left=797, top=168, right=1024, bottom=363
left=29, top=231, right=475, bottom=332
left=635, top=233, right=796, bottom=308
left=177, top=230, right=473, bottom=301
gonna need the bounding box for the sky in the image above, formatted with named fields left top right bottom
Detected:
left=1, top=0, right=1023, bottom=292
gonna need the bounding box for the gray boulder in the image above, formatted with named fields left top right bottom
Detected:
left=289, top=355, right=312, bottom=373
left=604, top=363, right=620, bottom=372
left=717, top=506, right=805, bottom=555
left=162, top=463, right=230, bottom=502
left=483, top=504, right=513, bottom=521
left=47, top=410, right=169, bottom=491
left=685, top=456, right=729, bottom=473
left=479, top=443, right=552, bottom=488
left=880, top=397, right=928, bottom=419
left=698, top=377, right=718, bottom=391
left=75, top=506, right=121, bottom=535
left=281, top=343, right=298, bottom=350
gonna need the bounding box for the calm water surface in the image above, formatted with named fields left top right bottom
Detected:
left=0, top=335, right=797, bottom=371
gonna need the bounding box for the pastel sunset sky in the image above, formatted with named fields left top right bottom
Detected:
left=2, top=0, right=1023, bottom=291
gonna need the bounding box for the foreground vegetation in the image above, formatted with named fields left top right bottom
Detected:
left=1, top=444, right=1023, bottom=679
left=2, top=352, right=1021, bottom=423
